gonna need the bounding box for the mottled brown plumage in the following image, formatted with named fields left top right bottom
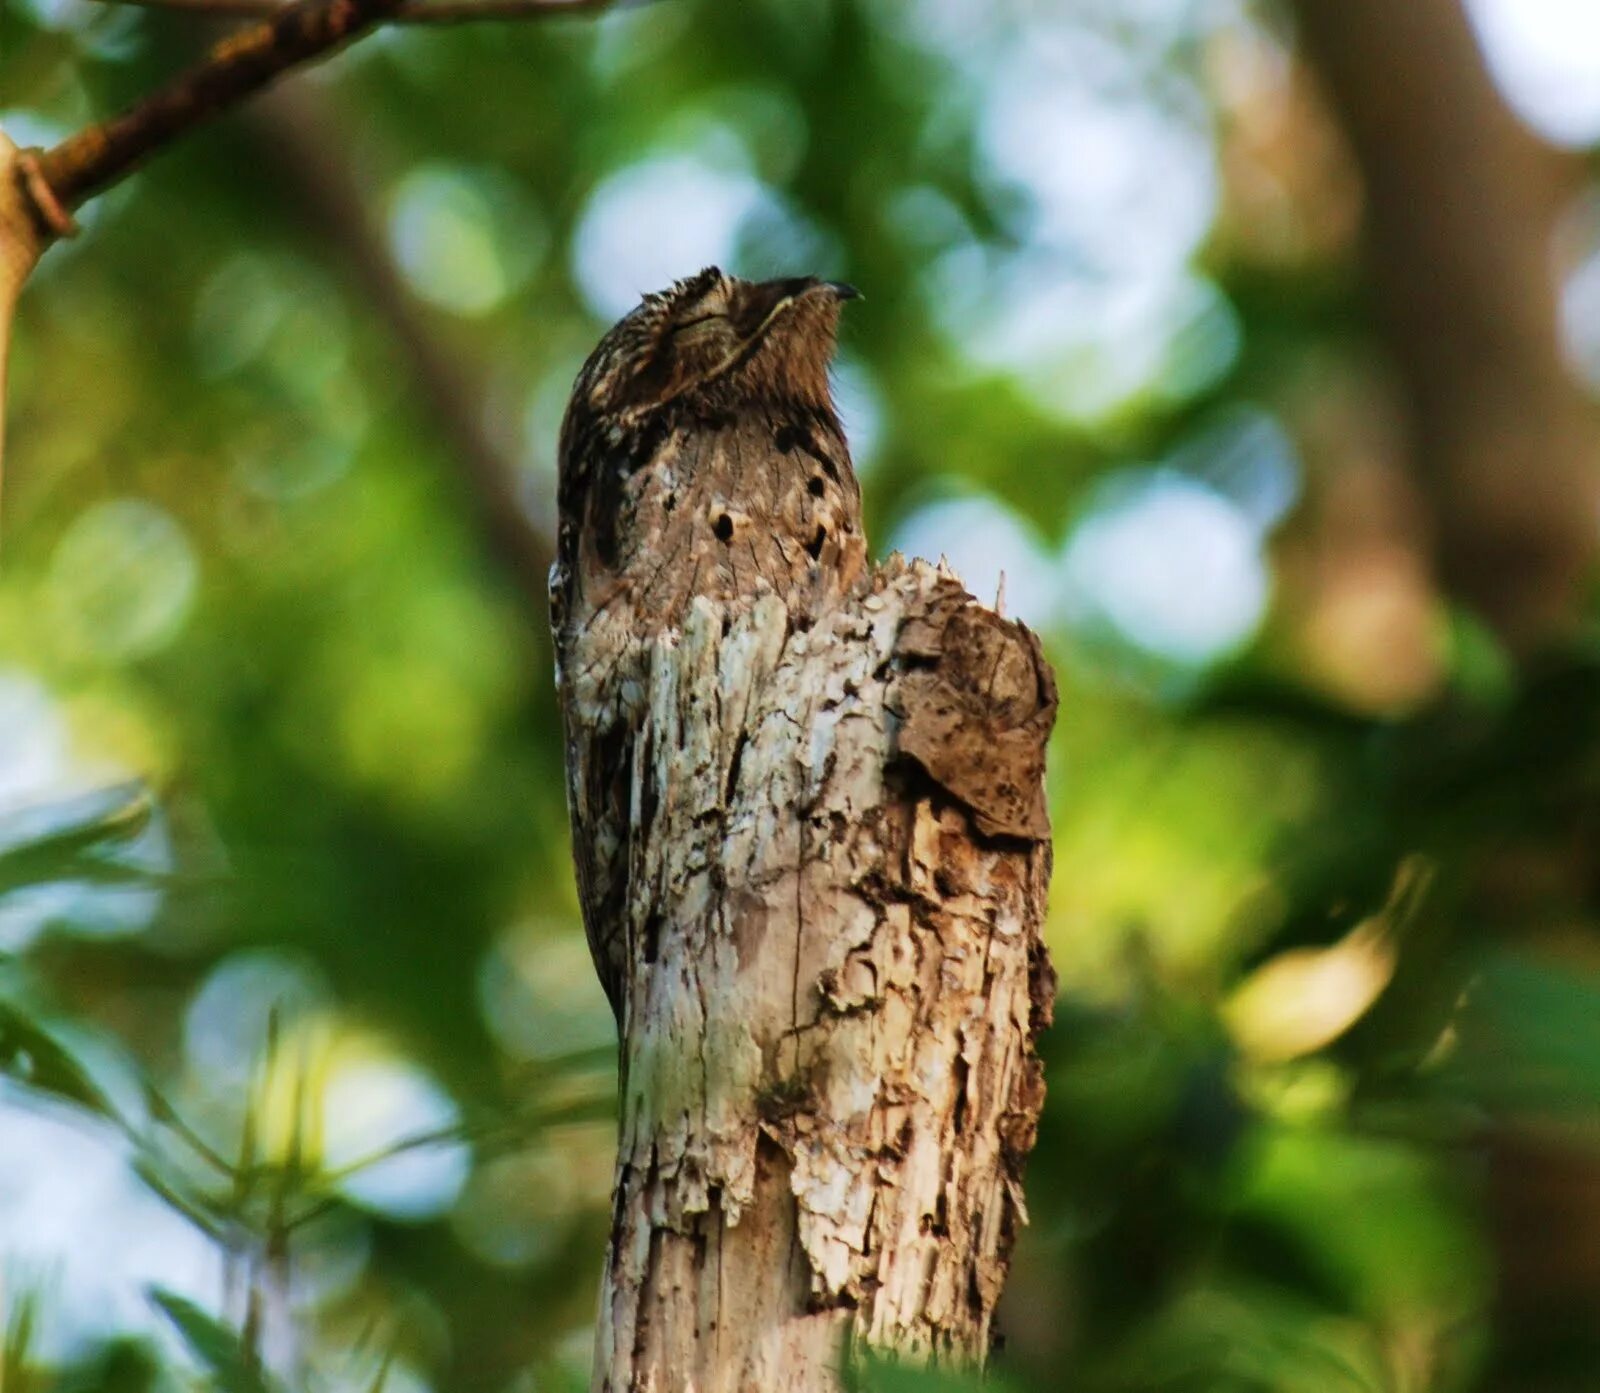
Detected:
left=551, top=268, right=866, bottom=1018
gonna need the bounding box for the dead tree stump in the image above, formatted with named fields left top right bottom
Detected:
left=562, top=553, right=1057, bottom=1391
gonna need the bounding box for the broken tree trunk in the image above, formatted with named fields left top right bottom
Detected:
left=566, top=554, right=1057, bottom=1391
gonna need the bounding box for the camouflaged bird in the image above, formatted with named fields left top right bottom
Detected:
left=551, top=268, right=866, bottom=1020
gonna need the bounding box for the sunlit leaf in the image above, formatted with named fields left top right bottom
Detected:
left=0, top=991, right=121, bottom=1121
left=0, top=783, right=154, bottom=898
left=365, top=1347, right=396, bottom=1393
left=131, top=1156, right=227, bottom=1241
left=1224, top=858, right=1430, bottom=1061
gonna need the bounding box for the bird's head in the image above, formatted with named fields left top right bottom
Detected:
left=570, top=267, right=860, bottom=424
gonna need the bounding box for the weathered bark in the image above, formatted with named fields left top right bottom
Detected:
left=563, top=554, right=1055, bottom=1391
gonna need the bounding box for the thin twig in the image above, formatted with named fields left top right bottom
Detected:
left=30, top=0, right=407, bottom=215
left=93, top=0, right=620, bottom=23
left=130, top=1155, right=229, bottom=1240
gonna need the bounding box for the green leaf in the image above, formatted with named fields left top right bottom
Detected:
left=3, top=1284, right=41, bottom=1393
left=0, top=783, right=153, bottom=897
left=0, top=993, right=121, bottom=1122
left=365, top=1348, right=396, bottom=1393
left=1097, top=1282, right=1397, bottom=1393
left=149, top=1289, right=275, bottom=1393
left=1449, top=951, right=1600, bottom=1114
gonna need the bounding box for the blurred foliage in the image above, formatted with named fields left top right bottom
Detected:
left=4, top=0, right=1600, bottom=1389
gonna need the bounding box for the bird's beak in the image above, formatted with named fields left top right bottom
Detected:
left=729, top=276, right=862, bottom=359
left=736, top=276, right=857, bottom=342
left=792, top=278, right=861, bottom=303
left=752, top=276, right=862, bottom=320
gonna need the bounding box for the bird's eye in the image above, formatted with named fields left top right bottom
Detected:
left=671, top=312, right=726, bottom=334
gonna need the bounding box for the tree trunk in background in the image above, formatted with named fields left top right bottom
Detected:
left=1294, top=5, right=1600, bottom=1387
left=247, top=86, right=555, bottom=606
left=1293, top=0, right=1598, bottom=654
left=562, top=558, right=1056, bottom=1391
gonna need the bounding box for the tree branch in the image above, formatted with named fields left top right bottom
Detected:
left=28, top=0, right=405, bottom=218
left=1294, top=12, right=1600, bottom=1385
left=94, top=0, right=619, bottom=24
left=1, top=0, right=611, bottom=555
left=0, top=139, right=45, bottom=518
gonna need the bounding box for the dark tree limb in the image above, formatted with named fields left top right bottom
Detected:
left=1, top=0, right=611, bottom=557
left=29, top=0, right=407, bottom=218
left=1293, top=0, right=1599, bottom=651
left=93, top=0, right=621, bottom=25
left=16, top=0, right=633, bottom=231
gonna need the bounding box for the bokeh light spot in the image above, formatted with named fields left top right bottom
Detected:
left=0, top=682, right=165, bottom=950
left=979, top=55, right=1217, bottom=278
left=1060, top=471, right=1268, bottom=664
left=890, top=492, right=1060, bottom=627
left=1559, top=189, right=1600, bottom=393
left=192, top=255, right=286, bottom=378
left=0, top=673, right=72, bottom=813
left=1466, top=0, right=1600, bottom=147
left=390, top=165, right=546, bottom=316
left=48, top=500, right=198, bottom=661
left=1167, top=405, right=1302, bottom=531
left=571, top=155, right=781, bottom=321
left=452, top=1123, right=615, bottom=1271
left=831, top=353, right=887, bottom=476
left=322, top=1053, right=468, bottom=1222
left=478, top=925, right=615, bottom=1062
left=0, top=1085, right=220, bottom=1358
left=184, top=950, right=331, bottom=1095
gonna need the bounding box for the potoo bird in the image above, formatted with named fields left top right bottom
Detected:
left=551, top=268, right=866, bottom=1021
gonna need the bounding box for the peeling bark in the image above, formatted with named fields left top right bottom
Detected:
left=564, top=555, right=1055, bottom=1391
